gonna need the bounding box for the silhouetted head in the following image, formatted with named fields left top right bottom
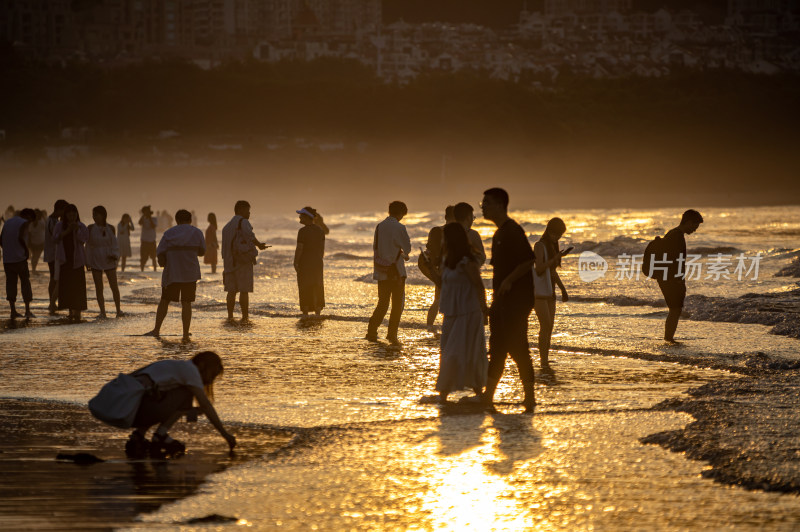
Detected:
left=297, top=206, right=316, bottom=225
left=234, top=200, right=250, bottom=218
left=544, top=217, right=566, bottom=241
left=192, top=351, right=223, bottom=384
left=454, top=202, right=475, bottom=228
left=481, top=188, right=509, bottom=223
left=445, top=205, right=455, bottom=223
left=62, top=204, right=80, bottom=223
left=120, top=213, right=132, bottom=224
left=53, top=199, right=68, bottom=216
left=679, top=209, right=703, bottom=234
left=443, top=222, right=472, bottom=270
left=19, top=208, right=36, bottom=222
left=388, top=201, right=408, bottom=221
left=207, top=212, right=217, bottom=226
left=92, top=205, right=107, bottom=225
left=175, top=209, right=192, bottom=224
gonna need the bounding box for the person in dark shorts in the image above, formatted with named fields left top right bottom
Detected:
left=481, top=188, right=537, bottom=413
left=124, top=351, right=237, bottom=458
left=144, top=209, right=206, bottom=342
left=1, top=208, right=36, bottom=319
left=657, top=209, right=703, bottom=343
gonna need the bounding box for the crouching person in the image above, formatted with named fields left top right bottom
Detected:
left=125, top=351, right=236, bottom=458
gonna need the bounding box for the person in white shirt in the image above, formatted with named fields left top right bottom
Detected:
left=86, top=205, right=122, bottom=319
left=1, top=208, right=36, bottom=319
left=144, top=210, right=205, bottom=342
left=26, top=209, right=47, bottom=272
left=221, top=200, right=269, bottom=323
left=366, top=201, right=411, bottom=344
left=123, top=351, right=237, bottom=458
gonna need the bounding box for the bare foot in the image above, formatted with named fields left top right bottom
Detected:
left=24, top=311, right=35, bottom=319
left=98, top=313, right=108, bottom=320
left=142, top=330, right=160, bottom=338
left=116, top=310, right=125, bottom=318
left=181, top=335, right=191, bottom=343
left=10, top=310, right=23, bottom=319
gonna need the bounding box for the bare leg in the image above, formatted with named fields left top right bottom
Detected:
left=145, top=299, right=170, bottom=336
left=181, top=300, right=192, bottom=341
left=226, top=291, right=236, bottom=320
left=154, top=410, right=183, bottom=436
left=48, top=268, right=58, bottom=313
left=534, top=298, right=555, bottom=370
left=91, top=269, right=107, bottom=318
left=426, top=285, right=441, bottom=332
left=211, top=264, right=216, bottom=274
left=106, top=270, right=122, bottom=315
left=665, top=307, right=681, bottom=342
left=120, top=256, right=127, bottom=272
left=240, top=292, right=249, bottom=322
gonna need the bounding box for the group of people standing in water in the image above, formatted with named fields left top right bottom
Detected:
left=4, top=190, right=703, bottom=456
left=367, top=188, right=569, bottom=413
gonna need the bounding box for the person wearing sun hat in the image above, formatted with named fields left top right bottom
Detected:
left=294, top=206, right=328, bottom=317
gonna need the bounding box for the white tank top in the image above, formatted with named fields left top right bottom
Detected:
left=533, top=241, right=554, bottom=298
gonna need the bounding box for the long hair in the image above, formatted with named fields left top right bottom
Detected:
left=120, top=213, right=132, bottom=225
left=443, top=222, right=472, bottom=270
left=207, top=212, right=217, bottom=227
left=191, top=351, right=223, bottom=402
left=61, top=203, right=80, bottom=223
left=542, top=217, right=566, bottom=267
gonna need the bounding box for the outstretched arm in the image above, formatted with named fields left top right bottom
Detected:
left=190, top=386, right=237, bottom=450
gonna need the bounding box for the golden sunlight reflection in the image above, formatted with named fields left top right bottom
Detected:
left=417, top=416, right=536, bottom=530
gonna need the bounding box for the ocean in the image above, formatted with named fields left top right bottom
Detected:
left=1, top=204, right=799, bottom=529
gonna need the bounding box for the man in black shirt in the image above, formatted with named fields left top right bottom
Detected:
left=481, top=188, right=536, bottom=413
left=658, top=209, right=703, bottom=343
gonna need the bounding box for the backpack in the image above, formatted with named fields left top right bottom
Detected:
left=232, top=217, right=257, bottom=266
left=88, top=373, right=150, bottom=429
left=641, top=235, right=664, bottom=279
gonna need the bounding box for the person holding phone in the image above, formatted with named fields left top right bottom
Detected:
left=532, top=217, right=569, bottom=372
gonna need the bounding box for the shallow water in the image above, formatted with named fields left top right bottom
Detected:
left=1, top=204, right=799, bottom=529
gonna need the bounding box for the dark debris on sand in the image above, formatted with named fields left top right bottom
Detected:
left=683, top=288, right=800, bottom=339
left=643, top=369, right=800, bottom=493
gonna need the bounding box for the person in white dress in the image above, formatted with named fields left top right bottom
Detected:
left=117, top=213, right=134, bottom=272
left=436, top=222, right=489, bottom=403
left=86, top=205, right=122, bottom=318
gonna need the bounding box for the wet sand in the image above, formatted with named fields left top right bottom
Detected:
left=645, top=369, right=800, bottom=493
left=0, top=398, right=293, bottom=531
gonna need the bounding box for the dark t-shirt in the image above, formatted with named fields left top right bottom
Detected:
left=662, top=227, right=686, bottom=281
left=297, top=224, right=325, bottom=275
left=490, top=219, right=535, bottom=312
